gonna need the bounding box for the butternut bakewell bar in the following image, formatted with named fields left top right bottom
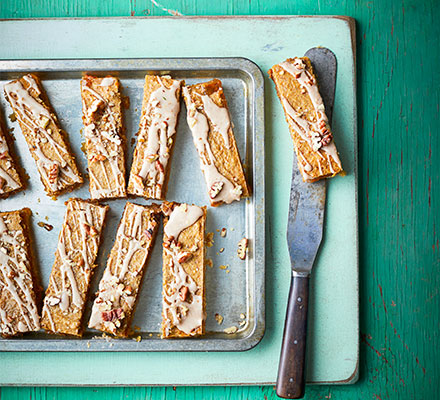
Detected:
left=81, top=75, right=127, bottom=200
left=268, top=57, right=343, bottom=182
left=0, top=117, right=24, bottom=198
left=40, top=199, right=108, bottom=336
left=0, top=208, right=41, bottom=337
left=183, top=79, right=250, bottom=206
left=127, top=75, right=183, bottom=200
left=89, top=202, right=160, bottom=337
left=4, top=74, right=83, bottom=197
left=161, top=201, right=206, bottom=338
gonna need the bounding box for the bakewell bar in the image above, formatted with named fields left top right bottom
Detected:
left=127, top=75, right=182, bottom=200
left=0, top=208, right=41, bottom=337
left=88, top=202, right=160, bottom=337
left=0, top=119, right=23, bottom=198
left=81, top=75, right=126, bottom=200
left=40, top=199, right=108, bottom=336
left=161, top=201, right=206, bottom=338
left=268, top=57, right=343, bottom=181
left=4, top=74, right=83, bottom=196
left=182, top=79, right=250, bottom=206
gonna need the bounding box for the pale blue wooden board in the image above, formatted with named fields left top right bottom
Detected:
left=0, top=16, right=357, bottom=385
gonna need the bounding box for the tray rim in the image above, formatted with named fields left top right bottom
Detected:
left=0, top=56, right=265, bottom=352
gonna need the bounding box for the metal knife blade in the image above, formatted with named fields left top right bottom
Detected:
left=287, top=47, right=337, bottom=275
left=276, top=48, right=337, bottom=399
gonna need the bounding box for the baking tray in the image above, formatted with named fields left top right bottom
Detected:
left=0, top=57, right=265, bottom=352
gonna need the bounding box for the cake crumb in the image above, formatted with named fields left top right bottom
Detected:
left=224, top=326, right=238, bottom=334
left=219, top=247, right=225, bottom=253
left=215, top=313, right=224, bottom=325
left=240, top=313, right=246, bottom=319
left=219, top=265, right=228, bottom=270
left=133, top=335, right=142, bottom=342
left=206, top=258, right=213, bottom=268
left=87, top=341, right=91, bottom=348
left=220, top=228, right=227, bottom=237
left=206, top=232, right=214, bottom=247
left=149, top=333, right=153, bottom=337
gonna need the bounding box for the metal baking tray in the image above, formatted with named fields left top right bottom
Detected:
left=0, top=58, right=265, bottom=351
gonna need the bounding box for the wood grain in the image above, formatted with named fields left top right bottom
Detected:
left=0, top=0, right=439, bottom=399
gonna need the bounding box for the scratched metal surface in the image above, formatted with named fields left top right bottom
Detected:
left=0, top=58, right=265, bottom=351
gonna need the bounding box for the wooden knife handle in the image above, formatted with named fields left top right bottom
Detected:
left=276, top=275, right=310, bottom=399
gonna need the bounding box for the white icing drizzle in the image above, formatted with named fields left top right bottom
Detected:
left=4, top=75, right=81, bottom=192
left=99, top=77, right=116, bottom=87
left=88, top=204, right=153, bottom=334
left=42, top=200, right=105, bottom=332
left=81, top=78, right=125, bottom=199
left=199, top=94, right=231, bottom=148
left=279, top=59, right=342, bottom=177
left=0, top=215, right=40, bottom=336
left=163, top=204, right=204, bottom=336
left=130, top=76, right=181, bottom=198
left=164, top=204, right=203, bottom=239
left=183, top=86, right=242, bottom=204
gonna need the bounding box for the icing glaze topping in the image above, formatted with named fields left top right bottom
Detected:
left=164, top=204, right=203, bottom=239
left=183, top=86, right=242, bottom=204
left=199, top=94, right=231, bottom=148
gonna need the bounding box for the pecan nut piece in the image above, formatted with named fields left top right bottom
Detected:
left=83, top=223, right=98, bottom=237
left=176, top=251, right=192, bottom=264
left=209, top=181, right=224, bottom=199
left=237, top=238, right=248, bottom=260
left=47, top=163, right=59, bottom=185
left=179, top=286, right=189, bottom=302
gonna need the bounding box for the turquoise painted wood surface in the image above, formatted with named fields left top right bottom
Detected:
left=0, top=1, right=439, bottom=399
left=0, top=15, right=357, bottom=385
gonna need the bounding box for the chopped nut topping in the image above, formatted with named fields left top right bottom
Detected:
left=232, top=185, right=243, bottom=197
left=83, top=223, right=98, bottom=237
left=37, top=221, right=53, bottom=231
left=89, top=153, right=107, bottom=162
left=215, top=313, right=224, bottom=325
left=179, top=286, right=189, bottom=302
left=224, top=326, right=238, bottom=334
left=39, top=116, right=50, bottom=129
left=209, top=181, right=224, bottom=199
left=146, top=154, right=158, bottom=163
left=237, top=238, right=248, bottom=260
left=47, top=163, right=59, bottom=185
left=177, top=251, right=192, bottom=263
left=0, top=177, right=6, bottom=190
